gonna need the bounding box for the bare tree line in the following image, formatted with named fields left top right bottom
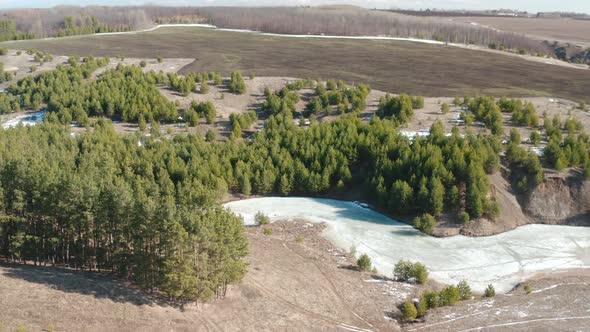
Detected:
left=198, top=6, right=548, bottom=53
left=0, top=6, right=205, bottom=37
left=0, top=5, right=547, bottom=53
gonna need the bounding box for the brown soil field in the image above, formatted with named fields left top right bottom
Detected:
left=3, top=27, right=590, bottom=103
left=451, top=17, right=590, bottom=46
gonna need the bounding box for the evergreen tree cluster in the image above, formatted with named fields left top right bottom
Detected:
left=0, top=61, right=14, bottom=83
left=0, top=20, right=35, bottom=42
left=467, top=96, right=504, bottom=134
left=498, top=97, right=539, bottom=127
left=0, top=122, right=248, bottom=304
left=367, top=120, right=501, bottom=220
left=57, top=15, right=131, bottom=37
left=1, top=62, right=178, bottom=123
left=229, top=111, right=258, bottom=139
left=376, top=93, right=423, bottom=125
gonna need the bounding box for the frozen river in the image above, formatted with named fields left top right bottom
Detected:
left=225, top=197, right=590, bottom=293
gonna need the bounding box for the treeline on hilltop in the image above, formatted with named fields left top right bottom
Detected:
left=0, top=15, right=130, bottom=41
left=197, top=6, right=549, bottom=54
left=1, top=6, right=549, bottom=54
left=0, top=20, right=35, bottom=42
left=56, top=15, right=131, bottom=37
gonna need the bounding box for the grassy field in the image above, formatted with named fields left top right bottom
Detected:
left=3, top=27, right=590, bottom=102
left=453, top=16, right=590, bottom=46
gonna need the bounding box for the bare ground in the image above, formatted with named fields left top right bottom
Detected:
left=1, top=220, right=589, bottom=332
left=0, top=221, right=407, bottom=332
left=408, top=270, right=590, bottom=332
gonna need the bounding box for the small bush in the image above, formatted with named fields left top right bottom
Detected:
left=139, top=60, right=147, bottom=68
left=0, top=48, right=7, bottom=55
left=16, top=51, right=22, bottom=56
left=524, top=284, right=532, bottom=294
left=401, top=301, right=418, bottom=321
left=205, top=129, right=216, bottom=142
left=394, top=260, right=429, bottom=284
left=441, top=102, right=450, bottom=114
left=413, top=213, right=436, bottom=235
left=357, top=253, right=372, bottom=272
left=484, top=284, right=496, bottom=298
left=457, top=280, right=472, bottom=300
left=263, top=228, right=272, bottom=235
left=461, top=212, right=470, bottom=224
left=417, top=294, right=428, bottom=317
left=200, top=81, right=210, bottom=94
left=30, top=65, right=37, bottom=72
left=157, top=57, right=163, bottom=63
left=255, top=211, right=270, bottom=226
left=295, top=234, right=303, bottom=243
left=439, top=285, right=460, bottom=306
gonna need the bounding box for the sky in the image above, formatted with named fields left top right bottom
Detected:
left=0, top=0, right=588, bottom=14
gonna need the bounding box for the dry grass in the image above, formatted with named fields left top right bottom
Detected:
left=3, top=27, right=590, bottom=102
left=0, top=221, right=403, bottom=332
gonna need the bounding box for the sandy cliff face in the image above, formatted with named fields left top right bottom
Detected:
left=524, top=176, right=590, bottom=222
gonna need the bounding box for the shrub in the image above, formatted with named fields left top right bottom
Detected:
left=230, top=71, right=246, bottom=94
left=417, top=294, right=428, bottom=317
left=441, top=102, right=450, bottom=114
left=205, top=129, right=216, bottom=142
left=263, top=228, right=273, bottom=235
left=413, top=213, right=436, bottom=235
left=255, top=211, right=270, bottom=226
left=139, top=60, right=147, bottom=68
left=461, top=212, right=470, bottom=224
left=413, top=263, right=429, bottom=284
left=357, top=253, right=372, bottom=272
left=412, top=96, right=425, bottom=109
left=423, top=290, right=440, bottom=308
left=401, top=301, right=418, bottom=321
left=295, top=234, right=303, bottom=243
left=30, top=65, right=37, bottom=72
left=0, top=48, right=7, bottom=55
left=524, top=284, right=532, bottom=294
left=16, top=51, right=22, bottom=56
left=457, top=280, right=472, bottom=300
left=453, top=97, right=462, bottom=106
left=484, top=284, right=496, bottom=298
left=157, top=57, right=163, bottom=63
left=249, top=72, right=255, bottom=80
left=530, top=131, right=542, bottom=146
left=439, top=285, right=460, bottom=306
left=394, top=260, right=429, bottom=284
left=200, top=81, right=209, bottom=94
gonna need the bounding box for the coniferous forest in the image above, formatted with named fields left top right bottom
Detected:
left=0, top=58, right=588, bottom=305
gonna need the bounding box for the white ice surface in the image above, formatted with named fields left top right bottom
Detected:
left=224, top=197, right=590, bottom=293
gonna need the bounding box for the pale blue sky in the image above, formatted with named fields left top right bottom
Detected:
left=0, top=0, right=588, bottom=14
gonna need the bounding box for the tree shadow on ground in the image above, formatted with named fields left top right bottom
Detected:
left=0, top=262, right=155, bottom=306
